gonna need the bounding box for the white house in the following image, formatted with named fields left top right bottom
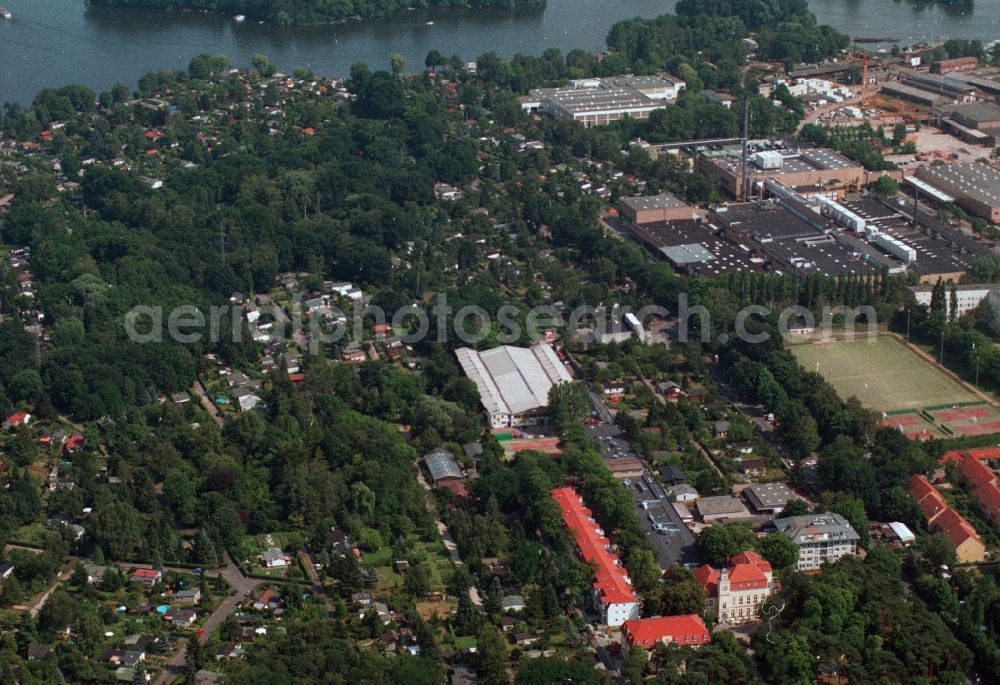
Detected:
left=262, top=547, right=287, bottom=568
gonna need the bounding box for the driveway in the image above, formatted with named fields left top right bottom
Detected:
left=191, top=378, right=225, bottom=428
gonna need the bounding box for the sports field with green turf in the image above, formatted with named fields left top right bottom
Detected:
left=789, top=335, right=978, bottom=412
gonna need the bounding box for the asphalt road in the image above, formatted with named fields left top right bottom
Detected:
left=151, top=553, right=262, bottom=685
left=585, top=393, right=699, bottom=570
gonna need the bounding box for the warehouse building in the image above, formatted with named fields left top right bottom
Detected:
left=455, top=343, right=572, bottom=429
left=696, top=495, right=751, bottom=522
left=619, top=192, right=695, bottom=224
left=931, top=102, right=1000, bottom=147
left=742, top=482, right=795, bottom=515
left=915, top=162, right=1000, bottom=222
left=931, top=56, right=979, bottom=74
left=902, top=72, right=977, bottom=102
left=946, top=72, right=1000, bottom=98
left=625, top=218, right=759, bottom=276
left=695, top=142, right=864, bottom=198
left=521, top=74, right=685, bottom=127
left=836, top=197, right=989, bottom=282
left=711, top=200, right=878, bottom=277
left=880, top=81, right=951, bottom=107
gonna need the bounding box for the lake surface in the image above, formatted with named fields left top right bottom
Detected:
left=1, top=0, right=999, bottom=105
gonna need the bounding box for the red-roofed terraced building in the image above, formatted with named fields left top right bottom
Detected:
left=975, top=481, right=1000, bottom=527
left=953, top=451, right=1000, bottom=534
left=694, top=550, right=776, bottom=624
left=908, top=474, right=986, bottom=563
left=955, top=451, right=997, bottom=489
left=551, top=487, right=639, bottom=626
left=621, top=614, right=711, bottom=652
left=908, top=474, right=949, bottom=524
left=933, top=508, right=986, bottom=562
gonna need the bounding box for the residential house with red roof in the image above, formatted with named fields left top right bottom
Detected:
left=694, top=550, right=776, bottom=624
left=908, top=474, right=948, bottom=524
left=65, top=433, right=85, bottom=453
left=551, top=487, right=639, bottom=627
left=953, top=451, right=1000, bottom=533
left=3, top=412, right=31, bottom=431
left=130, top=568, right=162, bottom=587
left=621, top=614, right=711, bottom=652
left=955, top=451, right=996, bottom=489
left=933, top=508, right=986, bottom=562
left=908, top=474, right=985, bottom=563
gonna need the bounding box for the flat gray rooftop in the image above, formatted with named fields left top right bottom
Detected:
left=917, top=162, right=1000, bottom=209
left=620, top=192, right=688, bottom=212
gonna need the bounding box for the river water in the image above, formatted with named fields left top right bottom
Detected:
left=1, top=0, right=999, bottom=105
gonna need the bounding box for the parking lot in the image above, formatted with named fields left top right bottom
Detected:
left=587, top=421, right=699, bottom=569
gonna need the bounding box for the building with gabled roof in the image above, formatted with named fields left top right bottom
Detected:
left=3, top=411, right=31, bottom=431
left=933, top=508, right=986, bottom=562
left=621, top=614, right=711, bottom=651
left=947, top=450, right=1000, bottom=535
left=130, top=568, right=161, bottom=586
left=955, top=450, right=997, bottom=489
left=694, top=550, right=776, bottom=624
left=551, top=487, right=639, bottom=627
left=456, top=343, right=572, bottom=428
left=908, top=474, right=948, bottom=524
left=908, top=474, right=985, bottom=563
left=423, top=448, right=463, bottom=482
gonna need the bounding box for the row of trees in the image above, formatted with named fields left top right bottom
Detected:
left=90, top=0, right=544, bottom=26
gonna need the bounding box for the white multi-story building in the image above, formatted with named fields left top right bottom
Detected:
left=694, top=551, right=777, bottom=624
left=906, top=283, right=996, bottom=319
left=773, top=512, right=860, bottom=571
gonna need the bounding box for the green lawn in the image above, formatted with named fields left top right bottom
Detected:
left=790, top=335, right=978, bottom=412
left=11, top=522, right=50, bottom=547
left=360, top=534, right=453, bottom=593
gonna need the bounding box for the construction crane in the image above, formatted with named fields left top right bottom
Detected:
left=848, top=47, right=871, bottom=107
left=860, top=50, right=869, bottom=107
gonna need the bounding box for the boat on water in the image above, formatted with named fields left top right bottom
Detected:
left=0, top=7, right=12, bottom=20
left=234, top=14, right=245, bottom=22
left=426, top=20, right=434, bottom=25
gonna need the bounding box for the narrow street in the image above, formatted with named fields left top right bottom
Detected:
left=151, top=553, right=261, bottom=685
left=2, top=543, right=261, bottom=685
left=15, top=569, right=72, bottom=617
left=414, top=468, right=482, bottom=606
